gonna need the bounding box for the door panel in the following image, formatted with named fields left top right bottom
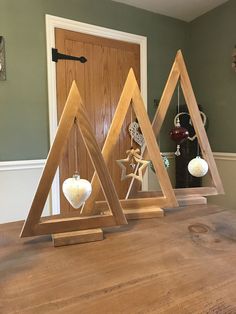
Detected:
left=55, top=28, right=140, bottom=212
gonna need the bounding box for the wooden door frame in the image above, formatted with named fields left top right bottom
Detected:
left=45, top=14, right=148, bottom=215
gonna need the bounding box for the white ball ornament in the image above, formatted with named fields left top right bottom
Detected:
left=62, top=174, right=92, bottom=209
left=188, top=156, right=208, bottom=177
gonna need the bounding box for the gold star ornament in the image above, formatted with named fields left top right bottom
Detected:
left=116, top=148, right=150, bottom=182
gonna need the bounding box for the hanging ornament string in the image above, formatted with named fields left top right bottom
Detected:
left=175, top=82, right=180, bottom=125
left=74, top=117, right=79, bottom=175
left=62, top=117, right=92, bottom=210
left=175, top=83, right=181, bottom=156
left=128, top=106, right=136, bottom=170
left=176, top=82, right=180, bottom=127
left=197, top=141, right=200, bottom=156
left=130, top=107, right=134, bottom=148
left=124, top=105, right=148, bottom=199
left=177, top=83, right=180, bottom=115
left=170, top=81, right=189, bottom=156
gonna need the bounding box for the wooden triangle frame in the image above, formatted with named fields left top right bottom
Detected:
left=132, top=50, right=224, bottom=201
left=81, top=68, right=178, bottom=218
left=20, top=82, right=127, bottom=238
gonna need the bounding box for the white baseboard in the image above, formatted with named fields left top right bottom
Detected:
left=0, top=159, right=50, bottom=224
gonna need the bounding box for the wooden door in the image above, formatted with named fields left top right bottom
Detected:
left=55, top=28, right=140, bottom=212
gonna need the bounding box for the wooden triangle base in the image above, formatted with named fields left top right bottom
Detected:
left=52, top=229, right=104, bottom=247
left=135, top=189, right=209, bottom=207
left=124, top=207, right=163, bottom=219
left=177, top=196, right=207, bottom=206
left=95, top=201, right=164, bottom=219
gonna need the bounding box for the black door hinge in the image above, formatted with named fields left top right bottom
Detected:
left=52, top=48, right=87, bottom=63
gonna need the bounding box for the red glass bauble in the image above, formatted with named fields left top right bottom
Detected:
left=170, top=126, right=189, bottom=144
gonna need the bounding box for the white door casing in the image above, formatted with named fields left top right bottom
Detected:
left=46, top=14, right=147, bottom=214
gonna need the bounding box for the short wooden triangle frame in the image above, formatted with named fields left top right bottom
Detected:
left=20, top=82, right=127, bottom=237
left=81, top=68, right=178, bottom=217
left=132, top=50, right=224, bottom=200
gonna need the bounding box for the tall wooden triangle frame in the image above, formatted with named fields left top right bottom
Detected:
left=81, top=68, right=178, bottom=218
left=132, top=50, right=224, bottom=200
left=20, top=82, right=127, bottom=237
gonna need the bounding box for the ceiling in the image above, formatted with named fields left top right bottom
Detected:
left=112, top=0, right=229, bottom=22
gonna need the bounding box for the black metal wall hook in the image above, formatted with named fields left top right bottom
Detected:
left=52, top=48, right=87, bottom=63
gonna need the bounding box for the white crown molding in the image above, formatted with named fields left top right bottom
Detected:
left=0, top=160, right=46, bottom=171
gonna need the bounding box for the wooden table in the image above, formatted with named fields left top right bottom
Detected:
left=1, top=204, right=236, bottom=313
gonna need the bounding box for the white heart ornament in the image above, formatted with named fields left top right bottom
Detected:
left=62, top=174, right=92, bottom=209
left=188, top=156, right=208, bottom=177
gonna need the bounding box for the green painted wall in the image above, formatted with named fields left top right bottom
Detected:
left=188, top=0, right=236, bottom=152
left=0, top=0, right=188, bottom=161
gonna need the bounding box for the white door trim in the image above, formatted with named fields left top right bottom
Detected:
left=46, top=14, right=148, bottom=215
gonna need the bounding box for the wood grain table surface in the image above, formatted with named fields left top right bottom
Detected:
left=0, top=204, right=236, bottom=314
